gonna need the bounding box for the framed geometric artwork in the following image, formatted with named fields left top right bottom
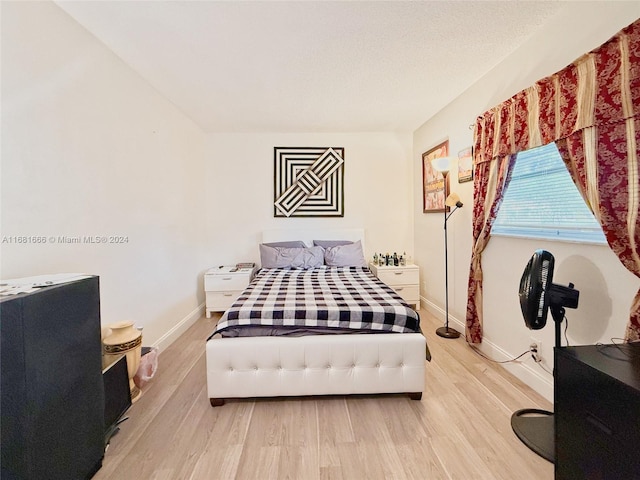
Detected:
left=274, top=147, right=344, bottom=217
left=422, top=140, right=449, bottom=213
left=458, top=146, right=474, bottom=183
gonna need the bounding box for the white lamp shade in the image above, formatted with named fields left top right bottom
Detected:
left=430, top=156, right=455, bottom=174
left=445, top=192, right=463, bottom=208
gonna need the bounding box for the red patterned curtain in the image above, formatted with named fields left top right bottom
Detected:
left=468, top=19, right=640, bottom=343
left=465, top=153, right=516, bottom=343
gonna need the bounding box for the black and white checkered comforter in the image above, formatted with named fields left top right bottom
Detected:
left=210, top=266, right=420, bottom=337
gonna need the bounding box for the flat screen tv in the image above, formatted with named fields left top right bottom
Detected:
left=102, top=354, right=132, bottom=445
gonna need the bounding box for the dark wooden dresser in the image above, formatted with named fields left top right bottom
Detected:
left=1, top=276, right=105, bottom=479
left=555, top=343, right=640, bottom=479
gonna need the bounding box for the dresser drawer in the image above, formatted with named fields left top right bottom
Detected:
left=376, top=268, right=419, bottom=286
left=205, top=274, right=249, bottom=291
left=554, top=344, right=640, bottom=480
left=556, top=351, right=640, bottom=449
left=206, top=290, right=243, bottom=311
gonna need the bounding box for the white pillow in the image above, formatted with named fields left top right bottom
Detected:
left=323, top=240, right=367, bottom=267
left=259, top=245, right=324, bottom=269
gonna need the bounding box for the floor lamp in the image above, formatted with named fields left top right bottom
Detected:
left=431, top=157, right=463, bottom=339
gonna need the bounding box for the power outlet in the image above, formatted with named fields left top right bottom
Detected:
left=530, top=338, right=542, bottom=363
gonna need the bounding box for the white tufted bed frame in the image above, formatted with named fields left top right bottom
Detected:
left=206, top=228, right=426, bottom=406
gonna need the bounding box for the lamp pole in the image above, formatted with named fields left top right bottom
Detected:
left=436, top=171, right=461, bottom=339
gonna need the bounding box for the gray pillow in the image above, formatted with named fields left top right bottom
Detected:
left=323, top=240, right=367, bottom=267
left=262, top=241, right=307, bottom=248
left=259, top=245, right=324, bottom=269
left=313, top=239, right=353, bottom=248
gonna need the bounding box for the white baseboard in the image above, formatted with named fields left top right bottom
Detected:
left=152, top=302, right=205, bottom=353
left=421, top=296, right=553, bottom=403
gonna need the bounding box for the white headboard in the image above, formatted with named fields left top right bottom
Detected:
left=262, top=228, right=365, bottom=249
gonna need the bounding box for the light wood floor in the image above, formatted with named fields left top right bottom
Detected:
left=94, top=309, right=553, bottom=480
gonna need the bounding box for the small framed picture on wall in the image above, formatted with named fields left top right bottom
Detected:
left=458, top=146, right=473, bottom=183
left=422, top=140, right=449, bottom=213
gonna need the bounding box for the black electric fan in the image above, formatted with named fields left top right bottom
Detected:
left=511, top=249, right=579, bottom=463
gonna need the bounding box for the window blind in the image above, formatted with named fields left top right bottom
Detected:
left=493, top=143, right=606, bottom=244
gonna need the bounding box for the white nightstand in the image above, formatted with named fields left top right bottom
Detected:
left=204, top=266, right=255, bottom=318
left=369, top=263, right=420, bottom=310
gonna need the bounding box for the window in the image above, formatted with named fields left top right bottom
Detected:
left=493, top=143, right=606, bottom=244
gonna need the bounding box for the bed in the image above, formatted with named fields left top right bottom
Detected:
left=205, top=228, right=428, bottom=406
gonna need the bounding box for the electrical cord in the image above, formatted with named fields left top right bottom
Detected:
left=596, top=338, right=640, bottom=360
left=535, top=360, right=553, bottom=375
left=468, top=345, right=531, bottom=364
left=470, top=342, right=556, bottom=372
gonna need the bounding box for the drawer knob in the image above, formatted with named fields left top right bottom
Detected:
left=223, top=293, right=233, bottom=297
left=222, top=277, right=232, bottom=280
left=394, top=272, right=403, bottom=275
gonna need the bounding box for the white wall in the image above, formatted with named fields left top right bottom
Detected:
left=204, top=132, right=413, bottom=265
left=1, top=1, right=207, bottom=348
left=414, top=3, right=640, bottom=400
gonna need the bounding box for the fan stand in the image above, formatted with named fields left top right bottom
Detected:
left=510, top=306, right=564, bottom=463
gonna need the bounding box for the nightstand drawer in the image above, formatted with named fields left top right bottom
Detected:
left=206, top=290, right=243, bottom=310
left=390, top=285, right=419, bottom=302
left=205, top=275, right=249, bottom=291
left=376, top=269, right=419, bottom=286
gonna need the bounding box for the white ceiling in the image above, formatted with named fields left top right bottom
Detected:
left=55, top=1, right=566, bottom=133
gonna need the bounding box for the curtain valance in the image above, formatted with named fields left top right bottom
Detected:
left=474, top=19, right=639, bottom=166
